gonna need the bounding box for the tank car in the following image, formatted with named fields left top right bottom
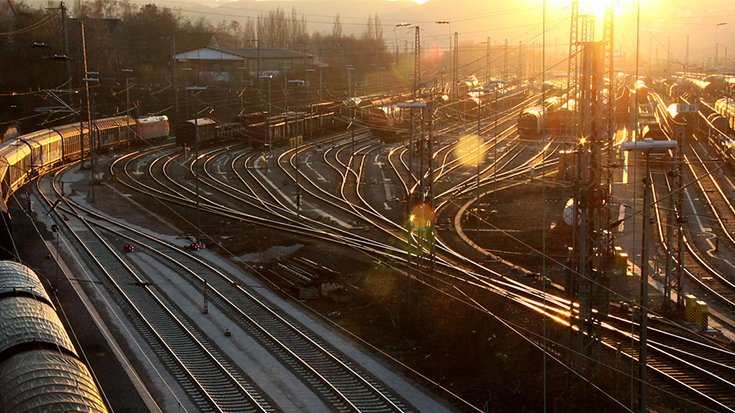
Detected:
left=517, top=96, right=565, bottom=137
left=714, top=98, right=735, bottom=133
left=707, top=113, right=728, bottom=135
left=634, top=80, right=649, bottom=105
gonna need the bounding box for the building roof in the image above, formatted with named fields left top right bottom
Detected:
left=175, top=46, right=312, bottom=62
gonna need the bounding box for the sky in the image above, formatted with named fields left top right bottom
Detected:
left=59, top=0, right=735, bottom=71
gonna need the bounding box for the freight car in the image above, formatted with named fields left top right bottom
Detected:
left=0, top=261, right=108, bottom=412
left=0, top=116, right=167, bottom=203
left=635, top=80, right=650, bottom=105
left=136, top=115, right=170, bottom=142
left=0, top=115, right=170, bottom=259
left=714, top=98, right=735, bottom=133
left=517, top=96, right=571, bottom=137
left=175, top=118, right=217, bottom=147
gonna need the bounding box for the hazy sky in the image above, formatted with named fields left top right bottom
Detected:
left=88, top=0, right=735, bottom=68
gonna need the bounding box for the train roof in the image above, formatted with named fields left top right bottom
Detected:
left=0, top=261, right=49, bottom=302
left=93, top=116, right=135, bottom=130
left=18, top=128, right=61, bottom=149
left=178, top=118, right=216, bottom=127
left=51, top=122, right=88, bottom=140
left=0, top=296, right=77, bottom=357
left=0, top=139, right=32, bottom=165
left=15, top=128, right=58, bottom=143
left=0, top=350, right=108, bottom=413
left=137, top=115, right=168, bottom=124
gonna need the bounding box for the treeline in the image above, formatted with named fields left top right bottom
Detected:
left=0, top=0, right=391, bottom=126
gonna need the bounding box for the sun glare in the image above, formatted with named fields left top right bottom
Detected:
left=576, top=0, right=608, bottom=19
left=454, top=135, right=482, bottom=168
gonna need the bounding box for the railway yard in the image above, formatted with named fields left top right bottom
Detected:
left=6, top=69, right=735, bottom=412
left=6, top=3, right=735, bottom=412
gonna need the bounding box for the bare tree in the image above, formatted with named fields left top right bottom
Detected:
left=257, top=7, right=286, bottom=49
left=331, top=13, right=342, bottom=39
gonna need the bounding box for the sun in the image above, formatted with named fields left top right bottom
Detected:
left=576, top=0, right=609, bottom=20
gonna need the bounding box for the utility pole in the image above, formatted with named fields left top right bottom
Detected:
left=186, top=86, right=206, bottom=244
left=122, top=69, right=133, bottom=117
left=568, top=41, right=610, bottom=367
left=518, top=41, right=523, bottom=79
left=172, top=34, right=178, bottom=124
left=288, top=79, right=304, bottom=219
left=620, top=139, right=678, bottom=413
left=60, top=2, right=71, bottom=94
left=567, top=1, right=580, bottom=139
left=486, top=37, right=491, bottom=85
left=80, top=20, right=89, bottom=170
left=347, top=67, right=355, bottom=156
left=397, top=102, right=427, bottom=326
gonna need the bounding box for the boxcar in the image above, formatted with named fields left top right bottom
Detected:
left=52, top=122, right=88, bottom=162
left=175, top=118, right=217, bottom=147
left=0, top=139, right=33, bottom=199
left=94, top=116, right=136, bottom=148
left=136, top=116, right=169, bottom=141
left=18, top=129, right=63, bottom=172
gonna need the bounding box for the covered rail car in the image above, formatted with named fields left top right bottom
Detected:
left=175, top=118, right=217, bottom=147
left=0, top=261, right=108, bottom=412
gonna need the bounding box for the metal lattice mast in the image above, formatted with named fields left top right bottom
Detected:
left=519, top=41, right=523, bottom=79
left=570, top=42, right=609, bottom=363
left=567, top=1, right=580, bottom=139
left=580, top=14, right=594, bottom=42
left=665, top=125, right=685, bottom=311
left=486, top=37, right=491, bottom=85
left=603, top=5, right=615, bottom=252
left=503, top=39, right=508, bottom=85
left=453, top=33, right=459, bottom=99
left=603, top=6, right=614, bottom=146
left=414, top=26, right=421, bottom=98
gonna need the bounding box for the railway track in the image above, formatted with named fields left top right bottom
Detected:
left=37, top=173, right=277, bottom=413
left=650, top=138, right=735, bottom=310
left=43, top=166, right=420, bottom=413
left=69, top=93, right=735, bottom=411
left=603, top=315, right=735, bottom=411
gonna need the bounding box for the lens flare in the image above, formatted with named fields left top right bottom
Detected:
left=454, top=135, right=482, bottom=167
left=411, top=203, right=434, bottom=228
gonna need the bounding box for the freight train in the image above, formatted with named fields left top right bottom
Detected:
left=0, top=115, right=166, bottom=259
left=0, top=116, right=168, bottom=203
left=0, top=261, right=109, bottom=412
left=517, top=96, right=574, bottom=136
